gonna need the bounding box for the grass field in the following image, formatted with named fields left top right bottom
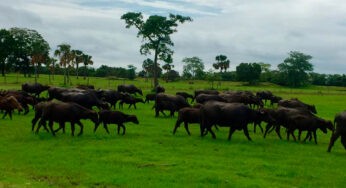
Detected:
left=0, top=74, right=345, bottom=187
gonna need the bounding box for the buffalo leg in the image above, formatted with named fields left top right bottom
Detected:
left=23, top=104, right=29, bottom=115
left=128, top=104, right=132, bottom=109
left=263, top=124, right=272, bottom=138
left=8, top=110, right=12, bottom=120
left=208, top=126, right=216, bottom=139
left=303, top=132, right=311, bottom=142
left=243, top=125, right=252, bottom=141
left=48, top=121, right=55, bottom=136
left=2, top=111, right=8, bottom=119
left=341, top=135, right=346, bottom=150
left=291, top=130, right=296, bottom=141
left=155, top=108, right=159, bottom=117
left=228, top=127, right=236, bottom=140
left=121, top=124, right=126, bottom=135
left=214, top=125, right=219, bottom=131
left=71, top=123, right=75, bottom=136
left=184, top=122, right=191, bottom=136
left=32, top=116, right=40, bottom=131
left=313, top=131, right=318, bottom=144
left=54, top=122, right=64, bottom=133
left=35, top=119, right=44, bottom=134
left=327, top=132, right=341, bottom=152
left=76, top=121, right=84, bottom=136
left=173, top=119, right=182, bottom=135
left=103, top=123, right=110, bottom=134
left=298, top=130, right=302, bottom=141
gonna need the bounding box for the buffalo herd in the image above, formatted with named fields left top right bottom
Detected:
left=0, top=82, right=345, bottom=153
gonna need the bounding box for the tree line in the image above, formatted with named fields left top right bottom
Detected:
left=1, top=12, right=346, bottom=88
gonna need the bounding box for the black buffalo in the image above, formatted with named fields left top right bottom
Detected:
left=95, top=110, right=139, bottom=135
left=154, top=93, right=190, bottom=117
left=196, top=94, right=226, bottom=104
left=155, top=85, right=165, bottom=94
left=60, top=91, right=108, bottom=110
left=328, top=111, right=346, bottom=152
left=200, top=101, right=273, bottom=140
left=278, top=98, right=317, bottom=114
left=117, top=84, right=142, bottom=96
left=193, top=90, right=219, bottom=102
left=145, top=93, right=156, bottom=103
left=99, top=90, right=125, bottom=109
left=176, top=92, right=194, bottom=101
left=22, top=82, right=50, bottom=97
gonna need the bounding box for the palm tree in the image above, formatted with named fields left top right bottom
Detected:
left=82, top=54, right=93, bottom=81
left=54, top=43, right=71, bottom=85
left=162, top=62, right=174, bottom=82
left=71, top=49, right=84, bottom=79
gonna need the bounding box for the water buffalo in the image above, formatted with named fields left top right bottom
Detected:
left=117, top=84, right=142, bottom=96
left=154, top=93, right=190, bottom=117
left=22, top=82, right=50, bottom=97
left=48, top=87, right=84, bottom=101
left=119, top=95, right=144, bottom=109
left=155, top=85, right=165, bottom=94
left=32, top=102, right=50, bottom=133
left=173, top=107, right=200, bottom=135
left=145, top=93, right=156, bottom=103
left=196, top=94, right=226, bottom=104
left=36, top=102, right=98, bottom=136
left=219, top=93, right=263, bottom=108
left=263, top=107, right=314, bottom=139
left=0, top=96, right=23, bottom=119
left=95, top=110, right=139, bottom=135
left=256, top=91, right=273, bottom=104
left=193, top=90, right=219, bottom=102
left=328, top=111, right=346, bottom=152
left=176, top=92, right=194, bottom=101
left=76, top=84, right=94, bottom=90
left=286, top=114, right=332, bottom=144
left=278, top=98, right=317, bottom=114
left=99, top=90, right=124, bottom=109
left=60, top=91, right=108, bottom=110
left=200, top=101, right=273, bottom=140
left=270, top=96, right=282, bottom=106
left=3, top=90, right=36, bottom=114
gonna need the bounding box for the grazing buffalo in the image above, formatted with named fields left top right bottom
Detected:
left=95, top=110, right=139, bottom=135
left=173, top=107, right=200, bottom=135
left=176, top=92, right=194, bottom=101
left=200, top=101, right=273, bottom=140
left=60, top=91, right=108, bottom=110
left=3, top=90, right=36, bottom=114
left=196, top=94, right=226, bottom=104
left=328, top=111, right=346, bottom=152
left=286, top=114, right=332, bottom=144
left=256, top=91, right=273, bottom=104
left=22, top=82, right=50, bottom=97
left=0, top=96, right=23, bottom=119
left=220, top=93, right=263, bottom=108
left=193, top=90, right=219, bottom=102
left=278, top=98, right=317, bottom=114
left=76, top=84, right=94, bottom=90
left=117, top=84, right=142, bottom=96
left=99, top=90, right=124, bottom=109
left=119, top=95, right=144, bottom=109
left=154, top=93, right=190, bottom=117
left=155, top=85, right=165, bottom=94
left=48, top=87, right=83, bottom=101
left=145, top=93, right=156, bottom=103
left=263, top=107, right=314, bottom=139
left=270, top=96, right=282, bottom=106
left=36, top=102, right=98, bottom=136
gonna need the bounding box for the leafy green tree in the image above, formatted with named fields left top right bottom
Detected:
left=0, top=29, right=15, bottom=76
left=182, top=57, right=204, bottom=80
left=213, top=55, right=230, bottom=72
left=236, top=63, right=262, bottom=85
left=163, top=70, right=180, bottom=82
left=121, top=12, right=192, bottom=87
left=278, top=51, right=313, bottom=87
left=162, top=61, right=174, bottom=82
left=205, top=69, right=221, bottom=89
left=310, top=73, right=327, bottom=86
left=8, top=28, right=50, bottom=78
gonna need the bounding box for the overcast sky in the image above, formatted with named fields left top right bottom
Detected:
left=1, top=0, right=346, bottom=74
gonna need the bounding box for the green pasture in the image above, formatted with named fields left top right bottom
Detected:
left=0, top=74, right=345, bottom=187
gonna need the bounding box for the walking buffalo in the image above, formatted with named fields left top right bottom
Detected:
left=256, top=91, right=273, bottom=104
left=145, top=93, right=156, bottom=103
left=328, top=111, right=346, bottom=152
left=154, top=93, right=190, bottom=117
left=173, top=107, right=200, bottom=135
left=95, top=110, right=139, bottom=135
left=0, top=96, right=23, bottom=119
left=60, top=91, right=108, bottom=110
left=119, top=95, right=144, bottom=109
left=36, top=102, right=98, bottom=136
left=193, top=90, right=219, bottom=102
left=22, top=82, right=50, bottom=97
left=278, top=98, right=317, bottom=114
left=117, top=84, right=142, bottom=96
left=200, top=101, right=273, bottom=140
left=196, top=94, right=226, bottom=104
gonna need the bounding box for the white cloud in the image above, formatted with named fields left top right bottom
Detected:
left=0, top=0, right=346, bottom=74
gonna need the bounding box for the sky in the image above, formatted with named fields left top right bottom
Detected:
left=1, top=0, right=346, bottom=74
